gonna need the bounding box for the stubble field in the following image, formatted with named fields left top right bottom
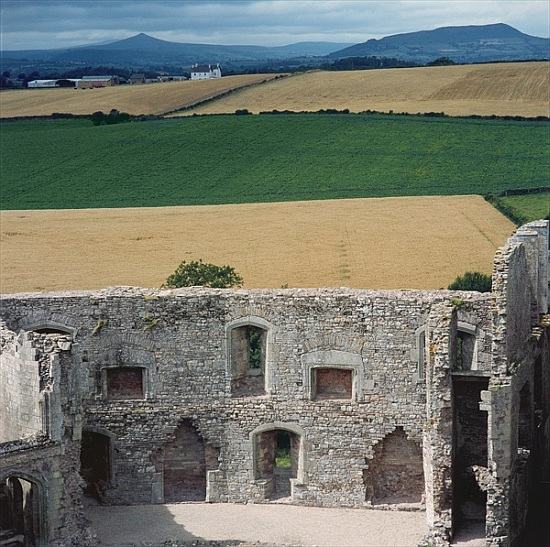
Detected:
left=182, top=61, right=550, bottom=117
left=0, top=74, right=280, bottom=117
left=0, top=195, right=514, bottom=293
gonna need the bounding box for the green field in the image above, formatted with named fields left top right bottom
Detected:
left=500, top=192, right=550, bottom=222
left=1, top=114, right=548, bottom=210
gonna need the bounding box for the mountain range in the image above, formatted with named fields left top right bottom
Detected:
left=330, top=23, right=549, bottom=62
left=2, top=23, right=548, bottom=70
left=2, top=33, right=352, bottom=66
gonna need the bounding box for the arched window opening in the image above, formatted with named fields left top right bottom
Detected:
left=230, top=325, right=267, bottom=397
left=255, top=428, right=300, bottom=500
left=163, top=420, right=206, bottom=502
left=81, top=431, right=111, bottom=501
left=0, top=476, right=42, bottom=546
left=363, top=427, right=424, bottom=505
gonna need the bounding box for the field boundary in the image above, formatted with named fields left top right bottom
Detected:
left=484, top=187, right=550, bottom=225
left=3, top=107, right=549, bottom=124
left=255, top=108, right=550, bottom=122
left=162, top=73, right=290, bottom=116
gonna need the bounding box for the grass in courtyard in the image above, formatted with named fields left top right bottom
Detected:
left=499, top=192, right=550, bottom=222
left=1, top=114, right=548, bottom=210
left=275, top=450, right=292, bottom=469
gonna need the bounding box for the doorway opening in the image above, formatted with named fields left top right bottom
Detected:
left=363, top=427, right=424, bottom=505
left=0, top=476, right=43, bottom=546
left=452, top=377, right=489, bottom=539
left=80, top=430, right=111, bottom=502
left=255, top=428, right=300, bottom=500
left=163, top=420, right=206, bottom=502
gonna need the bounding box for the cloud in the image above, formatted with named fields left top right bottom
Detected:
left=1, top=0, right=548, bottom=50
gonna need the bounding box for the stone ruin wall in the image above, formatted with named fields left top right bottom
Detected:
left=0, top=289, right=491, bottom=507
left=0, top=325, right=43, bottom=442
left=485, top=220, right=550, bottom=545
left=0, top=220, right=548, bottom=547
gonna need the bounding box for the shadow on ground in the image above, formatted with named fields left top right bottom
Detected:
left=86, top=501, right=427, bottom=547
left=86, top=502, right=286, bottom=547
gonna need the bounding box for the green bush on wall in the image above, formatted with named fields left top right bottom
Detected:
left=163, top=259, right=243, bottom=289
left=448, top=271, right=492, bottom=292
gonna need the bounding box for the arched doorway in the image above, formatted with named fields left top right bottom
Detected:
left=163, top=420, right=206, bottom=502
left=254, top=428, right=301, bottom=500
left=364, top=427, right=424, bottom=505
left=80, top=430, right=111, bottom=501
left=0, top=475, right=43, bottom=546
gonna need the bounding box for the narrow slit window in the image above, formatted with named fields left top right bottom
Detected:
left=456, top=331, right=476, bottom=371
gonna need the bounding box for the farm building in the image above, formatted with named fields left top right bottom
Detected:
left=27, top=79, right=58, bottom=88
left=190, top=63, right=222, bottom=80
left=129, top=73, right=146, bottom=85
left=27, top=79, right=80, bottom=88
left=0, top=220, right=549, bottom=546
left=158, top=75, right=188, bottom=82
left=77, top=76, right=118, bottom=89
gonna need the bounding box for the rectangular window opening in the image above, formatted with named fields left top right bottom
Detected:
left=313, top=368, right=353, bottom=400
left=105, top=367, right=144, bottom=400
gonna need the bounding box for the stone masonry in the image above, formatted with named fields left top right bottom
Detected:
left=0, top=220, right=548, bottom=547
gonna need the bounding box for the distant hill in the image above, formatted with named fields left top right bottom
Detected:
left=3, top=24, right=548, bottom=72
left=2, top=34, right=352, bottom=67
left=330, top=23, right=550, bottom=63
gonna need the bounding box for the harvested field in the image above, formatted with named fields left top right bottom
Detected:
left=0, top=74, right=281, bottom=117
left=181, top=62, right=550, bottom=117
left=0, top=196, right=514, bottom=293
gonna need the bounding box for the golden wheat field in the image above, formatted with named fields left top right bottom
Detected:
left=182, top=61, right=550, bottom=117
left=0, top=196, right=514, bottom=294
left=0, top=74, right=280, bottom=117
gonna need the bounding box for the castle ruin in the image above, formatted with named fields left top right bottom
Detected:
left=1, top=220, right=548, bottom=546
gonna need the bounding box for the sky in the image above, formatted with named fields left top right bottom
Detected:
left=1, top=0, right=549, bottom=50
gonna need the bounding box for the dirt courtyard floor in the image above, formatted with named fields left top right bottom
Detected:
left=86, top=502, right=428, bottom=546
left=0, top=196, right=513, bottom=293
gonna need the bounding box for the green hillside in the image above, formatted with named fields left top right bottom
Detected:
left=1, top=114, right=548, bottom=210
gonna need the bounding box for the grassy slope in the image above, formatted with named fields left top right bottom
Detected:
left=500, top=192, right=550, bottom=222
left=1, top=114, right=548, bottom=210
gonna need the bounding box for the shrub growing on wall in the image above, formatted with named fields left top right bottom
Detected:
left=164, top=259, right=243, bottom=289
left=448, top=271, right=492, bottom=292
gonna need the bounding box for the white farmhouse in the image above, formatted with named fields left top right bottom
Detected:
left=190, top=63, right=222, bottom=80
